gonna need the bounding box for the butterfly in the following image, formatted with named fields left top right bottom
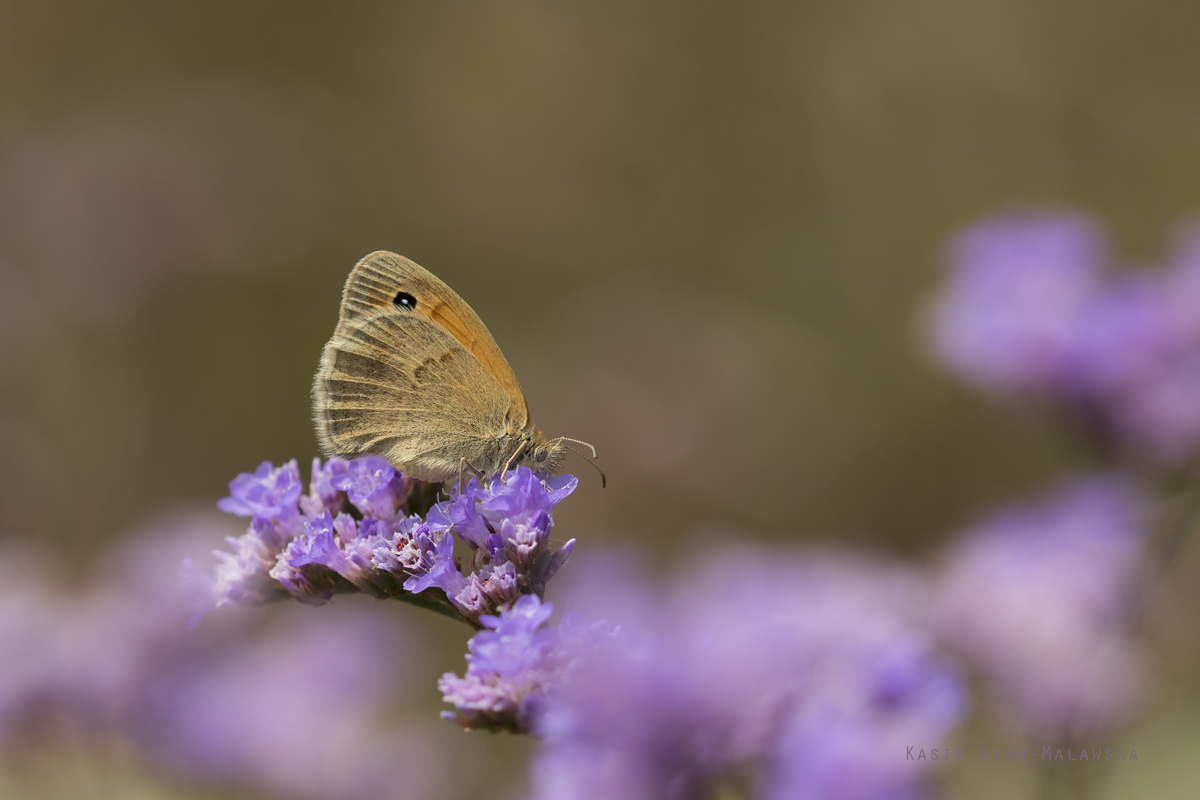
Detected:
left=312, top=251, right=601, bottom=485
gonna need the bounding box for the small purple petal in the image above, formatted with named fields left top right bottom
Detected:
left=217, top=460, right=303, bottom=520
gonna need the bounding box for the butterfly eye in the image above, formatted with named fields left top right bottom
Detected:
left=394, top=292, right=417, bottom=310
left=534, top=446, right=548, bottom=463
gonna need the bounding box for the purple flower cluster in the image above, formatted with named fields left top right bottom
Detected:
left=926, top=212, right=1200, bottom=465
left=439, top=553, right=966, bottom=798
left=934, top=477, right=1147, bottom=740
left=0, top=523, right=446, bottom=800
left=438, top=595, right=611, bottom=732
left=430, top=470, right=577, bottom=612
left=133, top=609, right=443, bottom=800
left=200, top=457, right=577, bottom=626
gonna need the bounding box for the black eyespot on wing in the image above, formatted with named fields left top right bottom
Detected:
left=393, top=292, right=417, bottom=310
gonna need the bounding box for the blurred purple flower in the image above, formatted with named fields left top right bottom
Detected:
left=0, top=521, right=446, bottom=800
left=763, top=642, right=966, bottom=800
left=926, top=212, right=1200, bottom=465
left=926, top=213, right=1104, bottom=394
left=934, top=476, right=1146, bottom=739
left=206, top=516, right=295, bottom=613
left=517, top=552, right=965, bottom=800
left=1067, top=231, right=1200, bottom=464
left=134, top=608, right=440, bottom=800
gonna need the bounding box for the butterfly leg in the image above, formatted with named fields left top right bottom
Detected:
left=455, top=458, right=483, bottom=494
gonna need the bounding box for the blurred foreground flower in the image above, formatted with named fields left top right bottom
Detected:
left=926, top=212, right=1200, bottom=466
left=0, top=521, right=443, bottom=800
left=197, top=457, right=577, bottom=626
left=934, top=477, right=1147, bottom=741
left=436, top=552, right=967, bottom=799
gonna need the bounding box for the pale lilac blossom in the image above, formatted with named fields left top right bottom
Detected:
left=926, top=212, right=1200, bottom=465
left=934, top=477, right=1146, bottom=739
left=926, top=213, right=1104, bottom=394
left=1, top=522, right=446, bottom=800
left=518, top=552, right=965, bottom=800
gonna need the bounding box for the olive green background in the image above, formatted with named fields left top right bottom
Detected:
left=2, top=1, right=1199, bottom=798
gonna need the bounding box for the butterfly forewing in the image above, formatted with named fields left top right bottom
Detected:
left=343, top=252, right=529, bottom=425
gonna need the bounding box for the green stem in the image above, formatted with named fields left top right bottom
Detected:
left=393, top=591, right=482, bottom=629
left=1132, top=469, right=1200, bottom=625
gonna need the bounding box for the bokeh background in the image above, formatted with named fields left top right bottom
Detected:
left=2, top=1, right=1200, bottom=797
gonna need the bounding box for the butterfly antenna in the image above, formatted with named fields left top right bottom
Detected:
left=556, top=437, right=599, bottom=459
left=562, top=444, right=607, bottom=488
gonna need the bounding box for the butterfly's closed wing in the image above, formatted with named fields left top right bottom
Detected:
left=312, top=252, right=528, bottom=481
left=338, top=252, right=530, bottom=429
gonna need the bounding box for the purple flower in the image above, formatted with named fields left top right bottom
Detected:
left=763, top=643, right=966, bottom=800
left=299, top=457, right=348, bottom=516
left=402, top=531, right=464, bottom=597
left=450, top=468, right=578, bottom=595
left=134, top=608, right=442, bottom=800
left=478, top=468, right=577, bottom=526
left=926, top=213, right=1104, bottom=394
left=372, top=515, right=445, bottom=576
left=381, top=468, right=579, bottom=623
left=439, top=562, right=520, bottom=623
left=3, top=521, right=449, bottom=800
left=270, top=538, right=351, bottom=606
left=208, top=516, right=297, bottom=610
left=217, top=460, right=303, bottom=521
left=1065, top=234, right=1200, bottom=464
left=205, top=457, right=526, bottom=624
left=934, top=476, right=1146, bottom=739
left=439, top=595, right=609, bottom=732
left=447, top=479, right=493, bottom=550
left=331, top=455, right=407, bottom=522
left=525, top=551, right=965, bottom=799
left=288, top=513, right=355, bottom=574
left=279, top=513, right=404, bottom=600
left=471, top=593, right=556, bottom=673
left=926, top=212, right=1200, bottom=465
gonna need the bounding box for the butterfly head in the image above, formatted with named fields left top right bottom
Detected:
left=520, top=429, right=567, bottom=477
left=508, top=431, right=604, bottom=488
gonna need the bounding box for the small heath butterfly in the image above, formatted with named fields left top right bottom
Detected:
left=312, top=252, right=601, bottom=485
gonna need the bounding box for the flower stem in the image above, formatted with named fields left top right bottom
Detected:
left=1132, top=467, right=1200, bottom=624
left=393, top=591, right=482, bottom=629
